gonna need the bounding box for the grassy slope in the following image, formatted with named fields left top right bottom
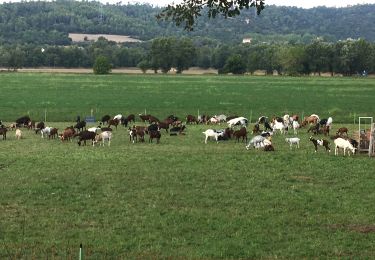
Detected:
left=0, top=73, right=374, bottom=122
left=0, top=73, right=374, bottom=258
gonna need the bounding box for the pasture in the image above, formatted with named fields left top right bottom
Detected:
left=0, top=73, right=375, bottom=258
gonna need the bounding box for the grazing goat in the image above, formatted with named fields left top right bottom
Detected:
left=139, top=114, right=150, bottom=123
left=285, top=137, right=300, bottom=149
left=129, top=126, right=146, bottom=143
left=336, top=127, right=348, bottom=136
left=27, top=121, right=35, bottom=130
left=217, top=128, right=233, bottom=141
left=170, top=125, right=186, bottom=135
left=301, top=114, right=320, bottom=126
left=334, top=137, right=356, bottom=156
left=257, top=116, right=268, bottom=124
left=35, top=122, right=45, bottom=134
left=74, top=121, right=86, bottom=132
left=272, top=121, right=286, bottom=134
left=0, top=127, right=7, bottom=140
left=157, top=122, right=169, bottom=132
left=319, top=117, right=333, bottom=127
left=88, top=127, right=101, bottom=133
left=15, top=129, right=22, bottom=140
left=233, top=127, right=247, bottom=143
left=15, top=116, right=31, bottom=127
left=76, top=130, right=96, bottom=146
left=292, top=121, right=300, bottom=135
left=40, top=127, right=52, bottom=138
left=148, top=130, right=161, bottom=144
left=246, top=135, right=269, bottom=150
left=59, top=127, right=75, bottom=141
left=148, top=115, right=160, bottom=124
left=101, top=115, right=111, bottom=125
left=309, top=136, right=330, bottom=153
left=113, top=114, right=123, bottom=121
left=126, top=114, right=135, bottom=123
left=264, top=144, right=275, bottom=151
left=48, top=128, right=58, bottom=139
left=307, top=123, right=320, bottom=135
left=120, top=118, right=129, bottom=128
left=108, top=119, right=120, bottom=130
left=202, top=129, right=223, bottom=144
left=94, top=131, right=112, bottom=146
left=227, top=117, right=248, bottom=128
left=252, top=124, right=261, bottom=135
left=186, top=115, right=198, bottom=124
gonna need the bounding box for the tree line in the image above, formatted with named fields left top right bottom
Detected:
left=1, top=37, right=374, bottom=76
left=0, top=1, right=374, bottom=45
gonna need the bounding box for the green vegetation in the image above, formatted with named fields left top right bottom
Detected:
left=0, top=2, right=374, bottom=44
left=93, top=56, right=111, bottom=75
left=0, top=73, right=374, bottom=123
left=0, top=73, right=375, bottom=258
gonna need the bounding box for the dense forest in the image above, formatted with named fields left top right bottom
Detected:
left=0, top=1, right=374, bottom=75
left=0, top=1, right=374, bottom=45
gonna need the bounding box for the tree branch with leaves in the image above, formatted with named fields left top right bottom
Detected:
left=157, top=0, right=265, bottom=30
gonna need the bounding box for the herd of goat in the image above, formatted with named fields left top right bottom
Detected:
left=0, top=113, right=364, bottom=156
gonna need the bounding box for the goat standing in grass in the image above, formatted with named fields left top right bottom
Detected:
left=285, top=137, right=300, bottom=149
left=15, top=129, right=22, bottom=140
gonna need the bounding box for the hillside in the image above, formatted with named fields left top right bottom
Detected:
left=0, top=1, right=374, bottom=45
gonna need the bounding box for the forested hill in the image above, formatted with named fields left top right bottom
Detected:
left=0, top=1, right=374, bottom=45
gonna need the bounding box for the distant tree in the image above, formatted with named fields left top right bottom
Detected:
left=224, top=54, right=247, bottom=74
left=137, top=60, right=150, bottom=73
left=2, top=47, right=25, bottom=71
left=157, top=0, right=265, bottom=30
left=305, top=40, right=333, bottom=75
left=173, top=38, right=196, bottom=73
left=211, top=45, right=232, bottom=70
left=279, top=45, right=308, bottom=76
left=93, top=56, right=111, bottom=74
left=150, top=37, right=175, bottom=73
left=196, top=47, right=212, bottom=69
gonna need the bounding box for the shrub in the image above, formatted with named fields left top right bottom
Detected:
left=93, top=56, right=111, bottom=74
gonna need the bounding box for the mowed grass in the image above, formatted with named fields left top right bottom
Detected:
left=0, top=73, right=374, bottom=122
left=0, top=73, right=375, bottom=258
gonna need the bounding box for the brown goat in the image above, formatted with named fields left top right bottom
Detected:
left=336, top=127, right=348, bottom=136
left=233, top=127, right=248, bottom=143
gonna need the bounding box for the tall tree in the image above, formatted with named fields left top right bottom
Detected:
left=173, top=38, right=196, bottom=73
left=157, top=0, right=265, bottom=30
left=150, top=37, right=175, bottom=73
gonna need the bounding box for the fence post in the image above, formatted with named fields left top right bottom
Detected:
left=79, top=244, right=82, bottom=260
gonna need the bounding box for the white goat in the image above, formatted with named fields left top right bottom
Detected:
left=202, top=129, right=224, bottom=144
left=40, top=127, right=52, bottom=138
left=272, top=121, right=287, bottom=134
left=246, top=135, right=271, bottom=150
left=113, top=114, right=123, bottom=121
left=88, top=127, right=101, bottom=133
left=15, top=129, right=22, bottom=140
left=292, top=121, right=300, bottom=135
left=334, top=137, right=356, bottom=156
left=285, top=137, right=300, bottom=149
left=94, top=131, right=112, bottom=146
left=326, top=117, right=333, bottom=127
left=227, top=117, right=248, bottom=128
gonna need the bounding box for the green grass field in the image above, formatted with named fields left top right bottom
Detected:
left=0, top=73, right=374, bottom=122
left=0, top=73, right=375, bottom=258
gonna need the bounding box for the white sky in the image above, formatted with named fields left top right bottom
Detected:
left=0, top=0, right=374, bottom=8
left=123, top=0, right=374, bottom=8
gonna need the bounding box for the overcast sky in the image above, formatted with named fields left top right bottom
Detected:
left=1, top=0, right=374, bottom=8
left=123, top=0, right=375, bottom=8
